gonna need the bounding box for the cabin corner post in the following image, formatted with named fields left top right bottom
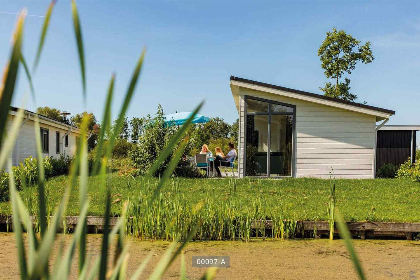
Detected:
left=239, top=95, right=246, bottom=178
left=411, top=130, right=416, bottom=165
left=374, top=118, right=389, bottom=178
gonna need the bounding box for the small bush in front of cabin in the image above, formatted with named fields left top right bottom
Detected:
left=396, top=150, right=420, bottom=182
left=376, top=163, right=398, bottom=178
left=49, top=155, right=71, bottom=176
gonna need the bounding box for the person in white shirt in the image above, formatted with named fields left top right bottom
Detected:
left=225, top=142, right=237, bottom=162
left=214, top=142, right=237, bottom=177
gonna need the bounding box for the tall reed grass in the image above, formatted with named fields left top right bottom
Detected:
left=0, top=1, right=215, bottom=279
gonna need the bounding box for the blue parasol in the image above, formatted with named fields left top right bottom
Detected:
left=164, top=112, right=210, bottom=126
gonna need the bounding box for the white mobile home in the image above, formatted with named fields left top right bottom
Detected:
left=6, top=107, right=80, bottom=166
left=230, top=76, right=397, bottom=179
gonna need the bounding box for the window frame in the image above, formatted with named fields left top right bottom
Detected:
left=65, top=135, right=69, bottom=147
left=40, top=128, right=49, bottom=153
left=244, top=95, right=296, bottom=178
left=56, top=131, right=60, bottom=154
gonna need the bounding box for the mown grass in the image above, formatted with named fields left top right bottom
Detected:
left=1, top=174, right=418, bottom=223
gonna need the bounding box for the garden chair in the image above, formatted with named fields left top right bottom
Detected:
left=195, top=154, right=210, bottom=176
left=217, top=154, right=237, bottom=177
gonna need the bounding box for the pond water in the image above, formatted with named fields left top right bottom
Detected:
left=0, top=233, right=419, bottom=279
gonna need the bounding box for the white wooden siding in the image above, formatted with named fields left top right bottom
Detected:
left=238, top=88, right=376, bottom=179
left=7, top=114, right=78, bottom=168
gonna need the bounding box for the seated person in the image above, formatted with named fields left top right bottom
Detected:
left=225, top=142, right=237, bottom=162
left=215, top=146, right=224, bottom=157
left=200, top=144, right=213, bottom=157
left=214, top=143, right=236, bottom=177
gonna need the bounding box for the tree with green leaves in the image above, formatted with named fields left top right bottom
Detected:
left=230, top=118, right=239, bottom=144
left=130, top=117, right=144, bottom=143
left=36, top=106, right=70, bottom=124
left=71, top=111, right=99, bottom=150
left=318, top=28, right=374, bottom=102
left=112, top=116, right=129, bottom=140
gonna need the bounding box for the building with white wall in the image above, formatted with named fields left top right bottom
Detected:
left=230, top=76, right=400, bottom=179
left=6, top=107, right=80, bottom=166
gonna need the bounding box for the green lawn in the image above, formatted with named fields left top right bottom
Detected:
left=0, top=174, right=419, bottom=223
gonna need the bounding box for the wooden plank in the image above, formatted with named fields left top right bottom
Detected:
left=297, top=143, right=374, bottom=149
left=297, top=169, right=373, bottom=175
left=298, top=132, right=375, bottom=139
left=297, top=122, right=375, bottom=129
left=301, top=221, right=420, bottom=232
left=296, top=127, right=375, bottom=133
left=297, top=137, right=374, bottom=144
left=296, top=111, right=376, bottom=118
left=297, top=153, right=373, bottom=159
left=297, top=164, right=373, bottom=170
left=297, top=158, right=373, bottom=165
left=297, top=148, right=374, bottom=154
left=297, top=116, right=375, bottom=123
left=296, top=174, right=374, bottom=179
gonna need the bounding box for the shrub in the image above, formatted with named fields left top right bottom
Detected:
left=0, top=155, right=73, bottom=202
left=0, top=172, right=10, bottom=202
left=396, top=150, right=420, bottom=182
left=130, top=105, right=177, bottom=176
left=49, top=155, right=71, bottom=176
left=174, top=160, right=203, bottom=178
left=376, top=163, right=398, bottom=178
left=112, top=138, right=133, bottom=158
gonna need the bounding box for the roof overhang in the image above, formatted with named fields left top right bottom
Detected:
left=9, top=108, right=81, bottom=134
left=379, top=125, right=420, bottom=131
left=230, top=76, right=395, bottom=122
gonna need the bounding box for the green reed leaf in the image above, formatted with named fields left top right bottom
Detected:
left=71, top=0, right=86, bottom=100
left=0, top=108, right=24, bottom=172
left=31, top=186, right=71, bottom=279
left=148, top=136, right=190, bottom=205
left=129, top=251, right=153, bottom=280
left=34, top=116, right=47, bottom=236
left=180, top=252, right=186, bottom=280
left=167, top=223, right=198, bottom=270
left=199, top=268, right=218, bottom=280
left=53, top=202, right=89, bottom=280
left=16, top=193, right=38, bottom=274
left=99, top=161, right=111, bottom=280
left=106, top=49, right=146, bottom=158
left=8, top=159, right=28, bottom=280
left=92, top=74, right=115, bottom=175
left=336, top=210, right=366, bottom=280
left=109, top=246, right=129, bottom=280
left=78, top=115, right=90, bottom=273
left=148, top=242, right=177, bottom=280
left=20, top=54, right=35, bottom=101
left=33, top=0, right=56, bottom=73
left=0, top=11, right=25, bottom=147
left=146, top=101, right=203, bottom=177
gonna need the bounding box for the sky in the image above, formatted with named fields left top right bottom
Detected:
left=0, top=0, right=419, bottom=131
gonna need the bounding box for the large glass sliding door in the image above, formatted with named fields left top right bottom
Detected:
left=245, top=96, right=295, bottom=177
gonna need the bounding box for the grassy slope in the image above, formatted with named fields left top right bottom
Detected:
left=0, top=174, right=419, bottom=222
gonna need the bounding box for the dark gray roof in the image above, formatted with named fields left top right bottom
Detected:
left=230, top=76, right=395, bottom=115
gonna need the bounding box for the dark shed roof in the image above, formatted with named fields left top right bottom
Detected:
left=230, top=76, right=395, bottom=115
